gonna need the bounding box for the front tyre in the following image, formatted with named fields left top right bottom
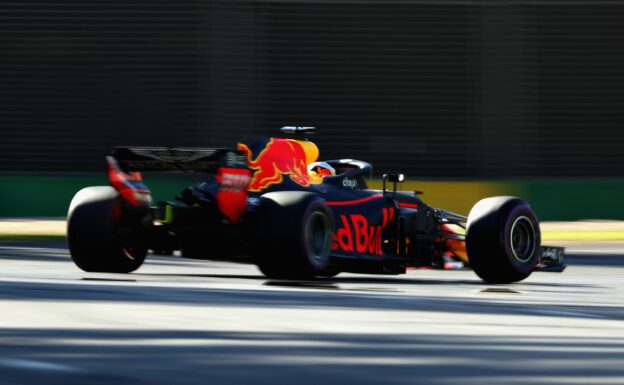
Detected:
left=67, top=186, right=147, bottom=273
left=466, top=196, right=540, bottom=283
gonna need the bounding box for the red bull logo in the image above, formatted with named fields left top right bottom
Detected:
left=332, top=208, right=395, bottom=255
left=237, top=138, right=321, bottom=192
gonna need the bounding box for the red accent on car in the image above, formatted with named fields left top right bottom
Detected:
left=334, top=215, right=354, bottom=252
left=237, top=138, right=319, bottom=192
left=215, top=167, right=251, bottom=224
left=106, top=156, right=150, bottom=207
left=315, top=166, right=334, bottom=177
left=331, top=207, right=395, bottom=256
left=326, top=194, right=384, bottom=206
left=398, top=202, right=419, bottom=209
left=112, top=201, right=122, bottom=222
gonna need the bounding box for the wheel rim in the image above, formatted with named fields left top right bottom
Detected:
left=509, top=216, right=536, bottom=263
left=305, top=211, right=332, bottom=266
left=121, top=245, right=138, bottom=261
left=121, top=238, right=144, bottom=262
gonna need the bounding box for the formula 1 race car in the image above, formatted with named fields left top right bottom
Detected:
left=67, top=127, right=565, bottom=283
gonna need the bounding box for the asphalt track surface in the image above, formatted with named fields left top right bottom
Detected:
left=0, top=242, right=623, bottom=385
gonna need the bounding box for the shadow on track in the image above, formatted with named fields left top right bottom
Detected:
left=1, top=328, right=623, bottom=385
left=136, top=271, right=601, bottom=290
left=0, top=278, right=621, bottom=321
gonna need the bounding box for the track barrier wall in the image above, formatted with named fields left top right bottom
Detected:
left=2, top=1, right=624, bottom=181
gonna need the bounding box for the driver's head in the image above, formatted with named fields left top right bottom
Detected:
left=308, top=161, right=336, bottom=178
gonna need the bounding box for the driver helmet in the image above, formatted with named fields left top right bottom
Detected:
left=308, top=161, right=336, bottom=178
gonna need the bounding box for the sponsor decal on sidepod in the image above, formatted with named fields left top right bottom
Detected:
left=332, top=207, right=395, bottom=255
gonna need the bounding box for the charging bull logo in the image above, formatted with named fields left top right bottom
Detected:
left=237, top=138, right=321, bottom=192
left=332, top=208, right=395, bottom=255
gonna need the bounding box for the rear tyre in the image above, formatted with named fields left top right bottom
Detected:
left=466, top=196, right=540, bottom=283
left=67, top=186, right=147, bottom=273
left=255, top=192, right=334, bottom=279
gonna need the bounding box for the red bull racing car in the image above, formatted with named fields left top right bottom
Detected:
left=67, top=127, right=565, bottom=283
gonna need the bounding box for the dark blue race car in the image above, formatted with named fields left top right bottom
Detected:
left=67, top=127, right=565, bottom=283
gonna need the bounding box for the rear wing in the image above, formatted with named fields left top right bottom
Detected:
left=110, top=146, right=248, bottom=173
left=106, top=147, right=252, bottom=223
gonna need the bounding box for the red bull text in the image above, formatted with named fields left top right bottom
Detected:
left=332, top=208, right=395, bottom=255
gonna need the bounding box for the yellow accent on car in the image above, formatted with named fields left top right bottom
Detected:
left=157, top=204, right=173, bottom=224
left=295, top=140, right=319, bottom=164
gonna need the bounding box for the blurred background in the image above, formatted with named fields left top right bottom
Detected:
left=1, top=0, right=622, bottom=220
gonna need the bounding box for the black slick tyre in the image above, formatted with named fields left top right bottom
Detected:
left=254, top=192, right=334, bottom=279
left=67, top=186, right=147, bottom=273
left=466, top=196, right=540, bottom=284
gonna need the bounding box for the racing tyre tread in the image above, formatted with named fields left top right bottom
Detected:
left=67, top=186, right=147, bottom=273
left=254, top=192, right=334, bottom=279
left=466, top=196, right=540, bottom=284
